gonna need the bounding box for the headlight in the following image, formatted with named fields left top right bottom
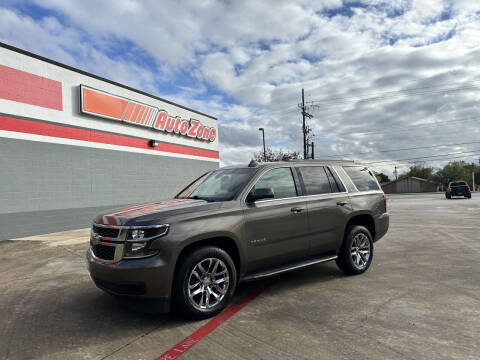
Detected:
left=126, top=225, right=169, bottom=240
left=123, top=225, right=169, bottom=259
left=131, top=230, right=144, bottom=240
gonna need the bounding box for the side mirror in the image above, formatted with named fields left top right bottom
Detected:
left=246, top=188, right=274, bottom=203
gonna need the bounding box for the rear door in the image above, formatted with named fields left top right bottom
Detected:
left=242, top=166, right=309, bottom=272
left=297, top=166, right=352, bottom=255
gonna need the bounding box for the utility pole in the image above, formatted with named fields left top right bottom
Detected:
left=258, top=128, right=266, bottom=162
left=394, top=166, right=398, bottom=180
left=299, top=88, right=313, bottom=159
left=473, top=171, right=475, bottom=192
left=302, top=89, right=306, bottom=159
left=311, top=142, right=314, bottom=160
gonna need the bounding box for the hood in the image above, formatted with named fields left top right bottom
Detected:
left=93, top=198, right=222, bottom=226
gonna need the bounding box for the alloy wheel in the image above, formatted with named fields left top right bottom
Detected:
left=350, top=233, right=371, bottom=270
left=187, top=257, right=230, bottom=310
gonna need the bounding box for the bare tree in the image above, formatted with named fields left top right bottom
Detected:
left=252, top=147, right=302, bottom=162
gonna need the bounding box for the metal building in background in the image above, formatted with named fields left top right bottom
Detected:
left=0, top=43, right=219, bottom=239
left=381, top=176, right=438, bottom=194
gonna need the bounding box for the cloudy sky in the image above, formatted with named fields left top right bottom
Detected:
left=2, top=0, right=480, bottom=178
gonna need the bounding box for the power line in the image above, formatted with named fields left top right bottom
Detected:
left=370, top=153, right=480, bottom=168
left=364, top=149, right=480, bottom=166
left=323, top=140, right=480, bottom=158
left=317, top=114, right=480, bottom=138
left=305, top=79, right=480, bottom=106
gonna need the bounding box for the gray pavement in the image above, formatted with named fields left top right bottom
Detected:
left=0, top=193, right=479, bottom=359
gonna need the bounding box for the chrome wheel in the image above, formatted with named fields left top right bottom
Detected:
left=187, top=258, right=230, bottom=311
left=350, top=233, right=371, bottom=270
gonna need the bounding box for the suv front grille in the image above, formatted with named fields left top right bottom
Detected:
left=92, top=225, right=120, bottom=238
left=91, top=244, right=116, bottom=260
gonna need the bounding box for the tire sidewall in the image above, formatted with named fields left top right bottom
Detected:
left=340, top=225, right=374, bottom=275
left=174, top=247, right=237, bottom=319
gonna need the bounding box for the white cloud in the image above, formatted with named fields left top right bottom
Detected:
left=2, top=0, right=480, bottom=175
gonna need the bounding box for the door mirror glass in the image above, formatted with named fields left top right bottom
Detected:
left=246, top=188, right=274, bottom=202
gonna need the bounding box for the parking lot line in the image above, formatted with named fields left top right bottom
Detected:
left=156, top=286, right=266, bottom=360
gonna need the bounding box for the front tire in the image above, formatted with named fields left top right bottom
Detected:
left=173, top=246, right=237, bottom=319
left=336, top=225, right=373, bottom=275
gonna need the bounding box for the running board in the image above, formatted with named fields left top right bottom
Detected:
left=241, top=254, right=338, bottom=282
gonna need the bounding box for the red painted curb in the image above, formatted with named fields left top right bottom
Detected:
left=156, top=287, right=266, bottom=360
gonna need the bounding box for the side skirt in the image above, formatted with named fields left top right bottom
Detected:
left=240, top=253, right=338, bottom=282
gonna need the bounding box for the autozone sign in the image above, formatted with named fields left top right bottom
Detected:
left=80, top=85, right=216, bottom=142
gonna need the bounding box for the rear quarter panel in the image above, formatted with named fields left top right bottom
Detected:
left=333, top=165, right=388, bottom=241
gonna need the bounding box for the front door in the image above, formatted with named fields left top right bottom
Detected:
left=243, top=167, right=309, bottom=272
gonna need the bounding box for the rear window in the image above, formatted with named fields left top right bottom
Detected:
left=297, top=166, right=331, bottom=195
left=343, top=166, right=380, bottom=192
left=451, top=182, right=467, bottom=186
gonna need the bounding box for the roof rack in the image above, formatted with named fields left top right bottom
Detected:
left=287, top=159, right=355, bottom=163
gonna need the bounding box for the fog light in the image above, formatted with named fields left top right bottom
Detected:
left=125, top=241, right=146, bottom=258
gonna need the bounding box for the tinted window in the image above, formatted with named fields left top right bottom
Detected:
left=343, top=166, right=380, bottom=191
left=298, top=166, right=331, bottom=195
left=328, top=167, right=346, bottom=192
left=253, top=167, right=297, bottom=199
left=177, top=168, right=255, bottom=201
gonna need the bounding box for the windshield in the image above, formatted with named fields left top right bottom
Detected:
left=176, top=168, right=256, bottom=201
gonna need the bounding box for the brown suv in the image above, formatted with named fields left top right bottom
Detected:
left=87, top=161, right=389, bottom=318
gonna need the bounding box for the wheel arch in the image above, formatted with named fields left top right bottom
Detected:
left=344, top=213, right=376, bottom=241
left=172, top=235, right=243, bottom=289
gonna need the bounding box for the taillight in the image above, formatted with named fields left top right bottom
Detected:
left=448, top=187, right=452, bottom=192
left=468, top=185, right=471, bottom=191
left=383, top=194, right=387, bottom=213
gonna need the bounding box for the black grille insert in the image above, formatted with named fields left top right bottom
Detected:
left=92, top=225, right=120, bottom=238
left=92, top=277, right=146, bottom=296
left=91, top=244, right=116, bottom=260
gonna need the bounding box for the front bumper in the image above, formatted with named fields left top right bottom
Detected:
left=86, top=247, right=179, bottom=312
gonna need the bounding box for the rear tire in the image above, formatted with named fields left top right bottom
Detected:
left=173, top=246, right=237, bottom=319
left=336, top=225, right=373, bottom=275
left=446, top=194, right=451, bottom=199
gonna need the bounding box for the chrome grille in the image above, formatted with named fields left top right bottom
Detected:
left=92, top=225, right=120, bottom=238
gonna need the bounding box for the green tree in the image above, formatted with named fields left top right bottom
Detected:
left=434, top=161, right=473, bottom=188
left=375, top=172, right=390, bottom=183
left=404, top=165, right=434, bottom=180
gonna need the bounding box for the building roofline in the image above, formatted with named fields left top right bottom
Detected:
left=0, top=41, right=217, bottom=121
left=382, top=176, right=437, bottom=186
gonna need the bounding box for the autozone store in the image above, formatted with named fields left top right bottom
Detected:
left=0, top=43, right=219, bottom=240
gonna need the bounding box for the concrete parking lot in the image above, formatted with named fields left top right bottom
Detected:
left=1, top=193, right=479, bottom=360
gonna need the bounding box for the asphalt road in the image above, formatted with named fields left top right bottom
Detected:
left=0, top=193, right=479, bottom=359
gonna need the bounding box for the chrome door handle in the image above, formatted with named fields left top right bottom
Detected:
left=336, top=201, right=348, bottom=206
left=291, top=207, right=304, bottom=213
